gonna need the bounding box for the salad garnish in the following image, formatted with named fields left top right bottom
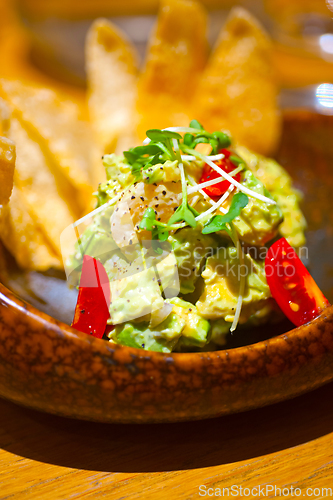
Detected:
left=65, top=120, right=318, bottom=352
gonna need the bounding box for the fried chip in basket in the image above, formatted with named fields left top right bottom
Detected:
left=1, top=100, right=76, bottom=259
left=86, top=18, right=139, bottom=165
left=0, top=80, right=93, bottom=214
left=195, top=7, right=281, bottom=156
left=0, top=185, right=62, bottom=270
left=0, top=135, right=15, bottom=206
left=136, top=0, right=208, bottom=139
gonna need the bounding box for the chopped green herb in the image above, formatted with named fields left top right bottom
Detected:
left=229, top=155, right=245, bottom=166
left=189, top=119, right=204, bottom=130
left=202, top=192, right=249, bottom=235
left=181, top=121, right=231, bottom=154
left=139, top=208, right=169, bottom=253
left=168, top=203, right=198, bottom=228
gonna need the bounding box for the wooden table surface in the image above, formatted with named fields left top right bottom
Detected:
left=1, top=380, right=333, bottom=499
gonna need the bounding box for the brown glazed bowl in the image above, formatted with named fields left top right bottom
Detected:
left=0, top=110, right=333, bottom=424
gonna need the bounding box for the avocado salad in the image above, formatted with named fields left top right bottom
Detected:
left=67, top=121, right=307, bottom=352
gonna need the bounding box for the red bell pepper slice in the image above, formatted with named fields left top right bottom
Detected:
left=199, top=148, right=241, bottom=199
left=265, top=238, right=330, bottom=326
left=71, top=255, right=111, bottom=339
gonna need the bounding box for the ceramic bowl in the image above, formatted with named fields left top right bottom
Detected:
left=0, top=110, right=333, bottom=424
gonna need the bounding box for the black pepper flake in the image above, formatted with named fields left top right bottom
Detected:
left=160, top=167, right=163, bottom=170
left=153, top=183, right=157, bottom=186
left=131, top=195, right=135, bottom=200
left=154, top=196, right=159, bottom=200
left=115, top=207, right=119, bottom=212
left=155, top=204, right=159, bottom=208
left=157, top=217, right=161, bottom=221
left=162, top=190, right=166, bottom=195
left=80, top=309, right=85, bottom=314
left=142, top=344, right=145, bottom=348
left=129, top=239, right=133, bottom=245
left=154, top=210, right=157, bottom=215
left=189, top=308, right=192, bottom=312
left=173, top=207, right=177, bottom=211
left=140, top=196, right=144, bottom=201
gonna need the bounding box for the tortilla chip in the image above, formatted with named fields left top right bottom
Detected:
left=0, top=79, right=93, bottom=214
left=0, top=185, right=62, bottom=270
left=86, top=18, right=139, bottom=167
left=0, top=135, right=15, bottom=206
left=2, top=105, right=76, bottom=259
left=195, top=7, right=281, bottom=156
left=137, top=0, right=208, bottom=139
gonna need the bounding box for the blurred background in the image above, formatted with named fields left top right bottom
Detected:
left=2, top=0, right=333, bottom=112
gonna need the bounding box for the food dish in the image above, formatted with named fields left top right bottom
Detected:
left=65, top=121, right=312, bottom=353
left=0, top=109, right=332, bottom=424
left=0, top=0, right=332, bottom=422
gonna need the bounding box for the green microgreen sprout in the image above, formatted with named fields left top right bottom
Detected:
left=202, top=192, right=249, bottom=236
left=167, top=137, right=198, bottom=228
left=182, top=120, right=231, bottom=154
left=139, top=207, right=186, bottom=254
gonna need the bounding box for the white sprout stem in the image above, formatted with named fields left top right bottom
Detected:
left=202, top=155, right=276, bottom=205
left=195, top=185, right=234, bottom=220
left=187, top=165, right=243, bottom=195
left=181, top=153, right=224, bottom=162
left=230, top=234, right=245, bottom=333
left=190, top=194, right=200, bottom=208
left=172, top=139, right=187, bottom=202
left=72, top=189, right=127, bottom=228
left=143, top=126, right=208, bottom=145
left=185, top=174, right=215, bottom=206
left=199, top=189, right=215, bottom=206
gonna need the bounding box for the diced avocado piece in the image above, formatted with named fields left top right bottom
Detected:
left=109, top=312, right=185, bottom=353
left=103, top=153, right=134, bottom=186
left=167, top=297, right=210, bottom=348
left=66, top=210, right=118, bottom=286
left=210, top=318, right=230, bottom=346
left=95, top=154, right=135, bottom=206
left=143, top=160, right=180, bottom=184
left=108, top=264, right=164, bottom=325
left=236, top=146, right=307, bottom=247
left=105, top=243, right=181, bottom=325
left=231, top=170, right=283, bottom=246
left=169, top=227, right=218, bottom=294
left=196, top=247, right=271, bottom=323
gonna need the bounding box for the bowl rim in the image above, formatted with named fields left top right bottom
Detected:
left=1, top=280, right=332, bottom=364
